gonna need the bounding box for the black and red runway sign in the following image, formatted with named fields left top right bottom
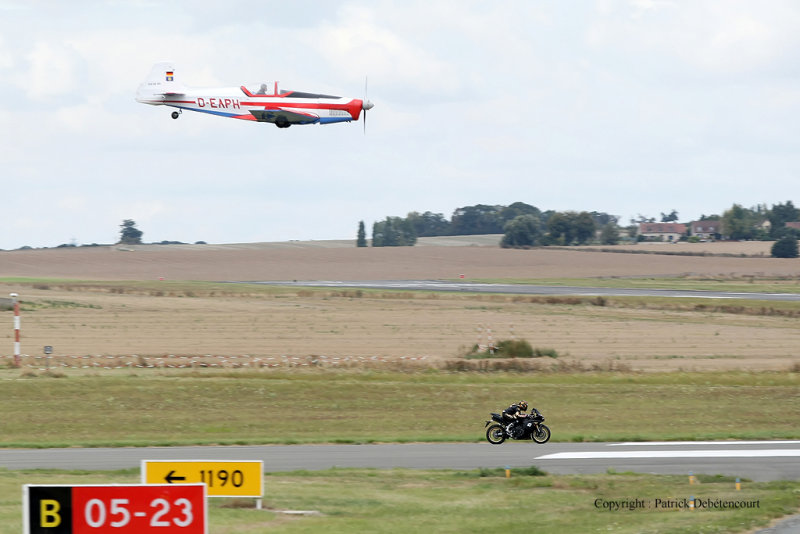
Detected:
left=23, top=484, right=207, bottom=533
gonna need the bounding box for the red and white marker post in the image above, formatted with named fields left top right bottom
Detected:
left=10, top=293, right=20, bottom=367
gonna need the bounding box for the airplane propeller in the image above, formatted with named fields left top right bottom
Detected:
left=362, top=76, right=374, bottom=134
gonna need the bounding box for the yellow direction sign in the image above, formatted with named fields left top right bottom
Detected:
left=141, top=460, right=263, bottom=498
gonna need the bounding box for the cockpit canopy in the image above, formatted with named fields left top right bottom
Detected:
left=240, top=82, right=341, bottom=99
left=242, top=82, right=278, bottom=96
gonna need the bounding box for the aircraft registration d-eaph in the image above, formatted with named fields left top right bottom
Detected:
left=136, top=62, right=374, bottom=128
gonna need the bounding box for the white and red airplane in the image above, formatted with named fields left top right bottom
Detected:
left=136, top=62, right=373, bottom=128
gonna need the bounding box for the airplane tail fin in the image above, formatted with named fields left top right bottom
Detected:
left=136, top=62, right=185, bottom=102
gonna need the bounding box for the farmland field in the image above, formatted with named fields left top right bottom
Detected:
left=2, top=238, right=800, bottom=372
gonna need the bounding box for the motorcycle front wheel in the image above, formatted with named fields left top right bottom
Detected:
left=532, top=424, right=551, bottom=444
left=486, top=424, right=506, bottom=445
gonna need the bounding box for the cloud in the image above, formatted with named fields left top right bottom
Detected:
left=309, top=5, right=461, bottom=94
left=21, top=41, right=84, bottom=99
left=587, top=1, right=800, bottom=78
left=0, top=36, right=13, bottom=69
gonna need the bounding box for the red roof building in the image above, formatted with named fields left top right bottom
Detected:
left=638, top=222, right=687, bottom=242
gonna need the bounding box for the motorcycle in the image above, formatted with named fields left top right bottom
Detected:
left=485, top=408, right=551, bottom=444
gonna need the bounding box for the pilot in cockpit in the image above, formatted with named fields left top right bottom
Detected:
left=256, top=83, right=268, bottom=95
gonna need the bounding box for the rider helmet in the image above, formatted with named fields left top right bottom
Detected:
left=519, top=400, right=528, bottom=411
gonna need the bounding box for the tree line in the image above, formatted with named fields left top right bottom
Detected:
left=358, top=200, right=800, bottom=258
left=358, top=202, right=622, bottom=248
left=716, top=201, right=799, bottom=241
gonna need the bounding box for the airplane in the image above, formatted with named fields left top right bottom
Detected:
left=136, top=62, right=373, bottom=128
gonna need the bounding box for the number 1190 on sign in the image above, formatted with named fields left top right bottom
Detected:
left=24, top=484, right=207, bottom=534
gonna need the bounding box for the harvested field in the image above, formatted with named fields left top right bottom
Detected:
left=1, top=237, right=799, bottom=281
left=2, top=239, right=799, bottom=372
left=575, top=240, right=776, bottom=256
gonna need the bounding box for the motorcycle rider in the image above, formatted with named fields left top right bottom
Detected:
left=502, top=400, right=528, bottom=436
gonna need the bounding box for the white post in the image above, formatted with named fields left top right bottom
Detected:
left=10, top=293, right=20, bottom=367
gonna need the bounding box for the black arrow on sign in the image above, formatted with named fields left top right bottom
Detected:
left=165, top=470, right=186, bottom=484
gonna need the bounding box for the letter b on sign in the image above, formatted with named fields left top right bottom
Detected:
left=41, top=500, right=61, bottom=527
left=25, top=486, right=72, bottom=533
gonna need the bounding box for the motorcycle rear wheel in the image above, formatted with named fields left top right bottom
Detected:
left=486, top=424, right=506, bottom=445
left=531, top=424, right=551, bottom=443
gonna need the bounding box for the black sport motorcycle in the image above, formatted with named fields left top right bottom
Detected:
left=485, top=408, right=551, bottom=444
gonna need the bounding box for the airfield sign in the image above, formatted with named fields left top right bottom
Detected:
left=141, top=460, right=263, bottom=498
left=23, top=484, right=207, bottom=534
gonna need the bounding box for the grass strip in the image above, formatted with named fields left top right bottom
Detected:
left=0, top=370, right=797, bottom=446
left=0, top=467, right=796, bottom=533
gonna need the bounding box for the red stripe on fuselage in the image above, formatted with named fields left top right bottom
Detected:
left=240, top=99, right=362, bottom=119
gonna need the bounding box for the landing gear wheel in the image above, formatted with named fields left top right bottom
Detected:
left=532, top=424, right=551, bottom=444
left=171, top=111, right=180, bottom=119
left=486, top=424, right=506, bottom=445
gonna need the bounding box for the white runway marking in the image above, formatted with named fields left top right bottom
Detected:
left=609, top=441, right=800, bottom=447
left=536, top=449, right=800, bottom=460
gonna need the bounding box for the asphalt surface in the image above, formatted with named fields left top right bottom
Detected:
left=5, top=441, right=798, bottom=532
left=244, top=280, right=800, bottom=302
left=2, top=441, right=798, bottom=481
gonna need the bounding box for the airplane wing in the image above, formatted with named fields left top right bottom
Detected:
left=249, top=108, right=320, bottom=125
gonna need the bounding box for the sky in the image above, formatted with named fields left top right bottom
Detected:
left=1, top=0, right=799, bottom=249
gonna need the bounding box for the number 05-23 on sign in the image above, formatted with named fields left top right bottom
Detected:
left=23, top=484, right=206, bottom=534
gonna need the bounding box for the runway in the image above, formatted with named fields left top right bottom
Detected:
left=245, top=280, right=800, bottom=302
left=1, top=441, right=797, bottom=482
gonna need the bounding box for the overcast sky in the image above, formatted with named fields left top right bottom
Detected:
left=1, top=0, right=798, bottom=249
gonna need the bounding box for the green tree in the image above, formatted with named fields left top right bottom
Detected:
left=771, top=236, right=799, bottom=258
left=406, top=211, right=450, bottom=237
left=501, top=215, right=541, bottom=248
left=546, top=212, right=572, bottom=244
left=721, top=204, right=756, bottom=240
left=660, top=209, right=679, bottom=222
left=768, top=201, right=800, bottom=238
left=356, top=221, right=367, bottom=247
left=499, top=202, right=541, bottom=227
left=371, top=217, right=417, bottom=247
left=449, top=204, right=503, bottom=235
left=573, top=211, right=596, bottom=244
left=371, top=222, right=382, bottom=246
left=119, top=219, right=143, bottom=245
left=547, top=211, right=595, bottom=245
left=600, top=222, right=620, bottom=245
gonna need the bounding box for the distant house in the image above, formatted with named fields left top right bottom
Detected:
left=786, top=222, right=800, bottom=230
left=638, top=222, right=687, bottom=242
left=690, top=220, right=723, bottom=240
